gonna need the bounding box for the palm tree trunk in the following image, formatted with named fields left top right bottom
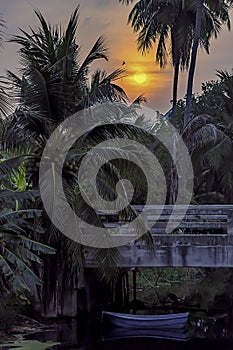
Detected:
left=169, top=61, right=180, bottom=204
left=184, top=0, right=204, bottom=126
left=169, top=158, right=178, bottom=204
left=171, top=60, right=180, bottom=127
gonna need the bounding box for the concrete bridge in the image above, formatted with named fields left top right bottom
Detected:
left=41, top=204, right=233, bottom=317
left=84, top=205, right=233, bottom=268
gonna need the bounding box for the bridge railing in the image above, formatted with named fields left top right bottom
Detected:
left=98, top=205, right=233, bottom=236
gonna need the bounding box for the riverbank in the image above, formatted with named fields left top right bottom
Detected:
left=0, top=314, right=57, bottom=342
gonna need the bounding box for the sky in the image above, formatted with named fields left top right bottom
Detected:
left=1, top=0, right=233, bottom=113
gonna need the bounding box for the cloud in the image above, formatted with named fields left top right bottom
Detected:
left=81, top=16, right=110, bottom=32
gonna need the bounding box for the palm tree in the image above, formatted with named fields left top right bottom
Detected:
left=120, top=0, right=221, bottom=204
left=184, top=0, right=233, bottom=125
left=1, top=7, right=159, bottom=315
left=119, top=0, right=193, bottom=204
left=120, top=0, right=194, bottom=125
left=120, top=0, right=230, bottom=126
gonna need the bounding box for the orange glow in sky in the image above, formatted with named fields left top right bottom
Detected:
left=91, top=41, right=173, bottom=108
left=1, top=0, right=232, bottom=113
left=116, top=57, right=172, bottom=107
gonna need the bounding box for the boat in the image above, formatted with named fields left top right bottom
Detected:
left=102, top=311, right=189, bottom=329
left=102, top=326, right=189, bottom=342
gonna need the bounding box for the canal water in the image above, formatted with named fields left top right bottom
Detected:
left=2, top=268, right=233, bottom=349
left=1, top=312, right=233, bottom=350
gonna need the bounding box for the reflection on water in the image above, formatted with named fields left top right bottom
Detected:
left=102, top=326, right=190, bottom=341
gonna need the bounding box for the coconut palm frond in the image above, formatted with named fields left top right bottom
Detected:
left=131, top=94, right=147, bottom=105
left=0, top=75, right=12, bottom=117
left=183, top=114, right=223, bottom=153
left=82, top=68, right=128, bottom=106
left=77, top=36, right=108, bottom=80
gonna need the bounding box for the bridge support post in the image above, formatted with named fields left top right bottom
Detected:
left=132, top=268, right=137, bottom=311
left=227, top=211, right=233, bottom=235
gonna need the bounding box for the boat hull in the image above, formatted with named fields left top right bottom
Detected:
left=102, top=311, right=189, bottom=329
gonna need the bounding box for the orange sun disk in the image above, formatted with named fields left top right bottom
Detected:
left=133, top=72, right=147, bottom=84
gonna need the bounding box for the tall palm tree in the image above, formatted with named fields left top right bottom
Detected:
left=184, top=0, right=233, bottom=125
left=120, top=0, right=194, bottom=125
left=119, top=0, right=225, bottom=204
left=1, top=7, right=159, bottom=315
left=120, top=0, right=229, bottom=126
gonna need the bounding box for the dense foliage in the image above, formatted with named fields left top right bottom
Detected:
left=175, top=70, right=233, bottom=203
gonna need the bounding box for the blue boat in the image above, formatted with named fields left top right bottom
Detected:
left=102, top=311, right=189, bottom=330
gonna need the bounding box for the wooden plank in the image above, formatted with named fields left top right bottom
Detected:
left=101, top=217, right=230, bottom=222
left=84, top=233, right=230, bottom=240
left=100, top=214, right=228, bottom=221
left=150, top=227, right=226, bottom=234
left=97, top=208, right=233, bottom=217
left=103, top=222, right=226, bottom=230
left=147, top=215, right=228, bottom=221
left=143, top=209, right=233, bottom=215
left=133, top=205, right=233, bottom=210
left=152, top=222, right=226, bottom=229
left=133, top=206, right=233, bottom=215
left=98, top=205, right=233, bottom=212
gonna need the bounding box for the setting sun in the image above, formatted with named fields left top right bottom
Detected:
left=133, top=72, right=147, bottom=84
